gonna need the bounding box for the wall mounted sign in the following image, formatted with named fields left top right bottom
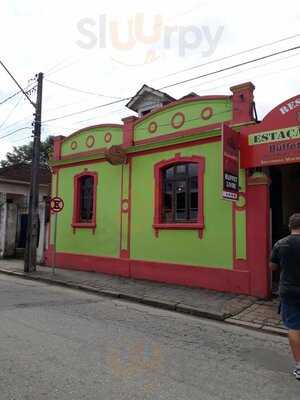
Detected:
left=50, top=197, right=64, bottom=213
left=222, top=124, right=239, bottom=201
left=242, top=125, right=300, bottom=167
left=240, top=95, right=300, bottom=168
left=105, top=145, right=127, bottom=165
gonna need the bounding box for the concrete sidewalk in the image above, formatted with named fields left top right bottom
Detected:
left=0, top=259, right=286, bottom=335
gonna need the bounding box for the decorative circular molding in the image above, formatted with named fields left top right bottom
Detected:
left=121, top=199, right=129, bottom=213
left=201, top=107, right=213, bottom=120
left=70, top=141, right=78, bottom=150
left=148, top=121, right=158, bottom=134
left=235, top=193, right=246, bottom=210
left=86, top=135, right=95, bottom=148
left=104, top=132, right=112, bottom=143
left=171, top=112, right=185, bottom=129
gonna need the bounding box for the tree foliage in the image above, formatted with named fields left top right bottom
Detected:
left=0, top=136, right=53, bottom=168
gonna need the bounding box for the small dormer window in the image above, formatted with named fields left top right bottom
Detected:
left=141, top=109, right=151, bottom=117
left=126, top=84, right=175, bottom=117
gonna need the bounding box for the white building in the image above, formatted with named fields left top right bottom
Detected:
left=0, top=164, right=50, bottom=263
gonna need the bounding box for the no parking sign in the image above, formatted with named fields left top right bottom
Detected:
left=50, top=197, right=64, bottom=275
left=50, top=197, right=64, bottom=213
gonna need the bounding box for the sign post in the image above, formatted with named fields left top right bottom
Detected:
left=50, top=197, right=64, bottom=275
left=222, top=124, right=240, bottom=201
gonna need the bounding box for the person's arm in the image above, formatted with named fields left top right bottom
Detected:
left=269, top=262, right=279, bottom=271
left=270, top=242, right=280, bottom=272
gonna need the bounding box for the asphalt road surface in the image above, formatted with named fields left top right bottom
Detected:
left=0, top=274, right=299, bottom=400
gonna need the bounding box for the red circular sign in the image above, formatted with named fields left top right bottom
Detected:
left=50, top=197, right=64, bottom=213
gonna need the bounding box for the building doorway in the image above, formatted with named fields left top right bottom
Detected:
left=269, top=163, right=300, bottom=291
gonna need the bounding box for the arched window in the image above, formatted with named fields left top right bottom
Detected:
left=153, top=155, right=205, bottom=237
left=72, top=171, right=98, bottom=230
left=162, top=163, right=198, bottom=222
left=79, top=175, right=94, bottom=222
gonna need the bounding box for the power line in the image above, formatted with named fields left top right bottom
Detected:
left=45, top=59, right=79, bottom=78
left=42, top=44, right=300, bottom=124
left=43, top=107, right=233, bottom=134
left=44, top=79, right=123, bottom=100
left=151, top=33, right=300, bottom=82
left=11, top=135, right=32, bottom=144
left=43, top=98, right=125, bottom=123
left=0, top=60, right=36, bottom=107
left=44, top=56, right=74, bottom=76
left=0, top=126, right=32, bottom=141
left=51, top=50, right=300, bottom=129
left=184, top=63, right=300, bottom=101
left=0, top=95, right=23, bottom=131
left=2, top=115, right=33, bottom=133
left=184, top=50, right=300, bottom=92
left=159, top=45, right=300, bottom=90
left=0, top=82, right=36, bottom=108
left=0, top=89, right=21, bottom=106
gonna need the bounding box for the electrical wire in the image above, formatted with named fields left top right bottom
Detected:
left=41, top=44, right=300, bottom=124
left=11, top=135, right=32, bottom=144
left=0, top=126, right=32, bottom=141
left=183, top=50, right=300, bottom=92
left=0, top=89, right=21, bottom=106
left=0, top=95, right=23, bottom=131
left=0, top=60, right=36, bottom=107
left=45, top=59, right=79, bottom=78
left=159, top=45, right=300, bottom=90
left=42, top=61, right=300, bottom=135
left=150, top=33, right=300, bottom=82
left=42, top=108, right=233, bottom=134
left=44, top=79, right=123, bottom=100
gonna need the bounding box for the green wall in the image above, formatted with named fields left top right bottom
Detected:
left=61, top=126, right=123, bottom=157
left=49, top=95, right=246, bottom=270
left=52, top=162, right=122, bottom=257
left=130, top=141, right=234, bottom=269
left=134, top=99, right=232, bottom=141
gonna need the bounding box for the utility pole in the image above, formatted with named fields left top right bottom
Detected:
left=0, top=60, right=43, bottom=272
left=24, top=72, right=44, bottom=272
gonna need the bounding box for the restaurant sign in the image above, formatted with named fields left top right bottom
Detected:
left=240, top=95, right=300, bottom=168
left=241, top=125, right=300, bottom=168
left=222, top=124, right=239, bottom=201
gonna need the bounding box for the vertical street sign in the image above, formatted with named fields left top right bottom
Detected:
left=222, top=124, right=240, bottom=201
left=50, top=197, right=64, bottom=275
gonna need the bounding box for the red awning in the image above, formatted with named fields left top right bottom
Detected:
left=240, top=95, right=300, bottom=168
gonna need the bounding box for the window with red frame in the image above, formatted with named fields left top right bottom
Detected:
left=78, top=175, right=94, bottom=222
left=162, top=163, right=198, bottom=223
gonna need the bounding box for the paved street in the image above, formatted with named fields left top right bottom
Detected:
left=0, top=274, right=298, bottom=400
left=0, top=260, right=285, bottom=333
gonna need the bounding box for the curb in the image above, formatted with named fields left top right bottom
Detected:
left=0, top=268, right=227, bottom=321
left=0, top=268, right=286, bottom=336
left=225, top=317, right=287, bottom=337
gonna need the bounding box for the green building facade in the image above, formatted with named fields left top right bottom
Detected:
left=47, top=82, right=270, bottom=297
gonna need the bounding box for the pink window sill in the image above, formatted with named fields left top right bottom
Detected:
left=71, top=222, right=96, bottom=230
left=153, top=222, right=204, bottom=238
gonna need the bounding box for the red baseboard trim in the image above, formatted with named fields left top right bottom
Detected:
left=130, top=260, right=250, bottom=295
left=45, top=249, right=130, bottom=277
left=45, top=250, right=251, bottom=295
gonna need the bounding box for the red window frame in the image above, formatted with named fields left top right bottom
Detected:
left=153, top=154, right=205, bottom=238
left=72, top=171, right=98, bottom=230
